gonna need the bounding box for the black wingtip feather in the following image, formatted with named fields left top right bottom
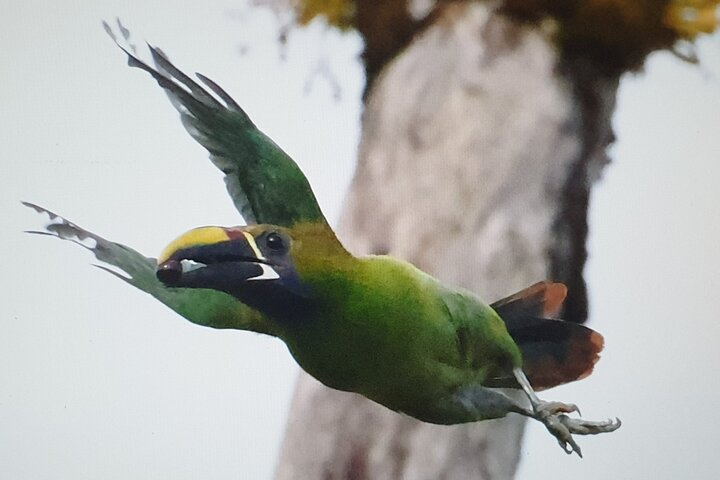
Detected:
left=102, top=20, right=115, bottom=41
left=147, top=44, right=222, bottom=109
left=103, top=20, right=221, bottom=120
left=115, top=18, right=131, bottom=43
left=195, top=72, right=245, bottom=114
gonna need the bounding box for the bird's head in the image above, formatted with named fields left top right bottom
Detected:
left=155, top=223, right=347, bottom=320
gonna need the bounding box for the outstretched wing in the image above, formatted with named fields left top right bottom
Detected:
left=24, top=202, right=277, bottom=337
left=103, top=20, right=326, bottom=228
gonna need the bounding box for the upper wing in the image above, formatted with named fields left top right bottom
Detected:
left=24, top=202, right=278, bottom=337
left=103, top=20, right=326, bottom=228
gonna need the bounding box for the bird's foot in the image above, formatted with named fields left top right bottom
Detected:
left=512, top=367, right=620, bottom=457
left=532, top=401, right=621, bottom=457
left=534, top=400, right=579, bottom=417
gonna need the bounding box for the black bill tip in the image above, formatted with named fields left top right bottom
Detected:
left=157, top=260, right=183, bottom=286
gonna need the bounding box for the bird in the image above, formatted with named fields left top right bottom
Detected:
left=26, top=20, right=620, bottom=457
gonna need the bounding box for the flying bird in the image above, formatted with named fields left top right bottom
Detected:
left=26, top=21, right=620, bottom=457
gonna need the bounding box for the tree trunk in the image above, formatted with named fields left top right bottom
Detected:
left=275, top=3, right=617, bottom=479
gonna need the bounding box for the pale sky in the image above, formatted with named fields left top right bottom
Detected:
left=2, top=2, right=719, bottom=479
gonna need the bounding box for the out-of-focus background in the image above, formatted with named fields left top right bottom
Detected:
left=2, top=1, right=719, bottom=478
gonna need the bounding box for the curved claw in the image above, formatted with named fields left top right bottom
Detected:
left=534, top=410, right=620, bottom=457
left=561, top=437, right=582, bottom=457
left=559, top=415, right=622, bottom=435
left=541, top=410, right=583, bottom=457
left=513, top=367, right=619, bottom=456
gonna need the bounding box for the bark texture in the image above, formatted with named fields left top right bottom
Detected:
left=275, top=3, right=618, bottom=479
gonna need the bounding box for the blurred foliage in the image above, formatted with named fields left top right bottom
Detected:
left=285, top=0, right=420, bottom=91
left=502, top=0, right=720, bottom=70
left=288, top=0, right=718, bottom=73
left=666, top=0, right=720, bottom=37
left=296, top=0, right=355, bottom=29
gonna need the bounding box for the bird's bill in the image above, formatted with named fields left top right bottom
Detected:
left=155, top=226, right=277, bottom=288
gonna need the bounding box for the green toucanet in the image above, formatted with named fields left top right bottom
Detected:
left=27, top=22, right=620, bottom=457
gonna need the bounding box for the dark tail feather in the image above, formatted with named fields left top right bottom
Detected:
left=491, top=281, right=567, bottom=323
left=488, top=282, right=604, bottom=391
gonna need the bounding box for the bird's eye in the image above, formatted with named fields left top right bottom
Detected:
left=266, top=232, right=285, bottom=251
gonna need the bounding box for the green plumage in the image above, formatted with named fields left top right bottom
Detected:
left=287, top=253, right=523, bottom=423
left=27, top=24, right=619, bottom=456
left=23, top=203, right=275, bottom=336
left=104, top=21, right=325, bottom=228
left=275, top=229, right=522, bottom=421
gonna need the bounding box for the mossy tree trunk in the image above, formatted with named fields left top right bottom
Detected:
left=275, top=2, right=618, bottom=478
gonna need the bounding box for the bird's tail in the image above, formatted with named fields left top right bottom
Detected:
left=486, top=282, right=604, bottom=391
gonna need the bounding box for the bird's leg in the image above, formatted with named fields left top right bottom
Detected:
left=513, top=367, right=621, bottom=457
